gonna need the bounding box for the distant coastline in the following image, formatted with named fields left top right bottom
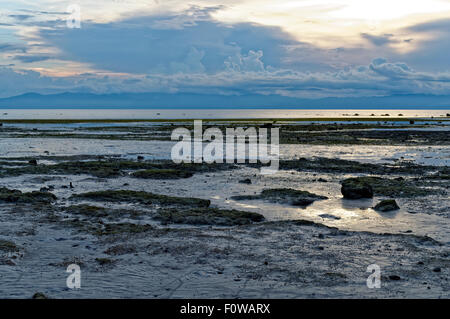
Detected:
left=1, top=92, right=450, bottom=109
left=0, top=109, right=449, bottom=121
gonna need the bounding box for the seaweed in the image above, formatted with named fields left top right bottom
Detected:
left=154, top=207, right=265, bottom=226
left=232, top=188, right=327, bottom=206
left=0, top=187, right=56, bottom=204
left=70, top=190, right=211, bottom=207
left=131, top=169, right=193, bottom=179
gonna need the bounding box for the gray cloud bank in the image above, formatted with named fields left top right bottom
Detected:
left=1, top=8, right=450, bottom=104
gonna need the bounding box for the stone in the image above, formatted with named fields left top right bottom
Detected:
left=341, top=178, right=373, bottom=199
left=374, top=199, right=400, bottom=212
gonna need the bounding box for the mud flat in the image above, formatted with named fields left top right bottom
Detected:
left=0, top=201, right=448, bottom=298
left=0, top=118, right=448, bottom=298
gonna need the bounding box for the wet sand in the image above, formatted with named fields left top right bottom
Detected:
left=0, top=118, right=448, bottom=298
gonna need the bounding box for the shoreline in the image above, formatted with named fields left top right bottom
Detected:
left=1, top=117, right=449, bottom=124
left=0, top=119, right=448, bottom=298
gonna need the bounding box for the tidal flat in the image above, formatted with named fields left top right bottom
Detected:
left=0, top=117, right=448, bottom=298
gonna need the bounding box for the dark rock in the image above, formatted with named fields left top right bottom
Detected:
left=232, top=188, right=327, bottom=207
left=95, top=258, right=115, bottom=266
left=319, top=214, right=341, bottom=220
left=104, top=244, right=136, bottom=256
left=99, top=223, right=153, bottom=236
left=154, top=207, right=264, bottom=226
left=32, top=292, right=48, bottom=299
left=28, top=159, right=38, bottom=165
left=341, top=178, right=373, bottom=199
left=292, top=198, right=315, bottom=206
left=239, top=178, right=252, bottom=184
left=0, top=187, right=56, bottom=204
left=137, top=156, right=144, bottom=161
left=389, top=275, right=401, bottom=280
left=341, top=176, right=431, bottom=198
left=132, top=169, right=193, bottom=179
left=71, top=190, right=211, bottom=208
left=0, top=239, right=19, bottom=252
left=374, top=199, right=400, bottom=212
left=432, top=267, right=441, bottom=272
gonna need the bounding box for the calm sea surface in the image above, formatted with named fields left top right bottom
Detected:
left=0, top=109, right=448, bottom=119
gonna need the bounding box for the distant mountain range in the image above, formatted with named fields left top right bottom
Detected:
left=0, top=92, right=449, bottom=109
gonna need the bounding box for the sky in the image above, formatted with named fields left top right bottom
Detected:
left=1, top=0, right=450, bottom=100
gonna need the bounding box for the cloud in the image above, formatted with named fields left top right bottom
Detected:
left=0, top=43, right=27, bottom=53
left=2, top=57, right=450, bottom=99
left=2, top=3, right=450, bottom=100
left=0, top=67, right=57, bottom=97
left=361, top=33, right=394, bottom=46
left=13, top=55, right=52, bottom=63
left=8, top=14, right=33, bottom=21
left=37, top=7, right=296, bottom=75
left=225, top=50, right=265, bottom=72
left=169, top=47, right=206, bottom=73
left=369, top=58, right=450, bottom=82
left=393, top=18, right=450, bottom=72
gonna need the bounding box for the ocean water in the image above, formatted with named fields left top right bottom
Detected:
left=0, top=108, right=449, bottom=119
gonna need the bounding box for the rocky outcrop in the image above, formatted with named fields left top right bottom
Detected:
left=374, top=199, right=400, bottom=212
left=341, top=178, right=373, bottom=199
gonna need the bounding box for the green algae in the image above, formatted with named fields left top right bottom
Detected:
left=0, top=187, right=56, bottom=204
left=70, top=190, right=211, bottom=207
left=131, top=169, right=193, bottom=179
left=155, top=207, right=265, bottom=226
left=97, top=223, right=153, bottom=236
left=0, top=240, right=19, bottom=252
left=341, top=176, right=440, bottom=198
left=0, top=159, right=235, bottom=179
left=232, top=188, right=327, bottom=206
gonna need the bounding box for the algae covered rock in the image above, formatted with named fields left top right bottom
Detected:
left=374, top=199, right=400, bottom=212
left=232, top=188, right=327, bottom=207
left=131, top=169, right=193, bottom=179
left=32, top=292, right=49, bottom=299
left=97, top=223, right=153, bottom=236
left=71, top=190, right=210, bottom=207
left=341, top=178, right=373, bottom=199
left=155, top=207, right=265, bottom=226
left=65, top=205, right=109, bottom=218
left=0, top=187, right=56, bottom=204
left=341, top=176, right=435, bottom=198
left=0, top=240, right=19, bottom=252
